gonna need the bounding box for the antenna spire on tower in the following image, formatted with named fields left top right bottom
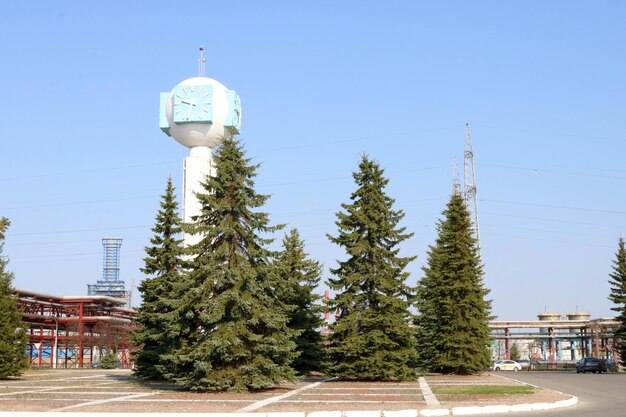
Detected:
left=198, top=46, right=206, bottom=77
left=463, top=123, right=481, bottom=250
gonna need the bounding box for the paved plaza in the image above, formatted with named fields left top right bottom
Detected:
left=0, top=369, right=574, bottom=415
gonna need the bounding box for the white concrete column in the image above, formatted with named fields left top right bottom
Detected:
left=182, top=146, right=213, bottom=247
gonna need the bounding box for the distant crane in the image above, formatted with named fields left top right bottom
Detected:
left=463, top=123, right=481, bottom=250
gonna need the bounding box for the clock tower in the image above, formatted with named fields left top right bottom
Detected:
left=159, top=72, right=241, bottom=247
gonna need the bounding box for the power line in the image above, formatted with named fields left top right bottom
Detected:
left=10, top=250, right=145, bottom=265
left=255, top=125, right=462, bottom=154
left=481, top=223, right=617, bottom=240
left=0, top=162, right=173, bottom=182
left=8, top=225, right=150, bottom=237
left=481, top=232, right=615, bottom=249
left=3, top=163, right=448, bottom=211
left=0, top=195, right=159, bottom=211
left=7, top=235, right=149, bottom=247
left=481, top=199, right=626, bottom=215
left=259, top=165, right=449, bottom=188
left=479, top=163, right=626, bottom=180
left=473, top=124, right=624, bottom=143
left=7, top=197, right=624, bottom=240
left=482, top=211, right=626, bottom=229
left=12, top=195, right=624, bottom=240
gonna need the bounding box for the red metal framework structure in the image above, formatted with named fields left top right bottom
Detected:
left=490, top=317, right=620, bottom=364
left=16, top=288, right=137, bottom=369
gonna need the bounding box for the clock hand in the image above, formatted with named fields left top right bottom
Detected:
left=186, top=99, right=196, bottom=119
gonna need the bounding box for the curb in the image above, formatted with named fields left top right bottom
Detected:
left=0, top=395, right=579, bottom=417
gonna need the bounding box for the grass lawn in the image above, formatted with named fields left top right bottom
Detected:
left=432, top=385, right=534, bottom=395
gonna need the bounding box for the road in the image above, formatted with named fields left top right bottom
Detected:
left=486, top=371, right=626, bottom=417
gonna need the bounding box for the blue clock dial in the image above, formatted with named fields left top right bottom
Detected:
left=173, top=85, right=213, bottom=124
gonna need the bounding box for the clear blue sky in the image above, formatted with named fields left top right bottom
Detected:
left=2, top=1, right=625, bottom=320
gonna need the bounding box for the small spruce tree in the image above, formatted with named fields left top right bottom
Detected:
left=0, top=218, right=29, bottom=379
left=327, top=155, right=417, bottom=380
left=273, top=228, right=325, bottom=375
left=99, top=351, right=119, bottom=369
left=509, top=344, right=521, bottom=361
left=164, top=137, right=297, bottom=391
left=415, top=192, right=492, bottom=374
left=132, top=178, right=185, bottom=379
left=608, top=237, right=626, bottom=367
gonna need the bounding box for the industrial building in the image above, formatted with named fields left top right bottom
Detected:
left=490, top=311, right=620, bottom=365
left=17, top=288, right=136, bottom=369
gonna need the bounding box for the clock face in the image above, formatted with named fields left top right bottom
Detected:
left=172, top=84, right=213, bottom=124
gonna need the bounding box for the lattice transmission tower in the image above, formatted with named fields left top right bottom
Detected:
left=463, top=123, right=481, bottom=249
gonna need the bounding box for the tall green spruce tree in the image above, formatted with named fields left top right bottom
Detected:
left=272, top=228, right=325, bottom=374
left=415, top=191, right=491, bottom=374
left=132, top=178, right=185, bottom=379
left=327, top=156, right=417, bottom=380
left=163, top=137, right=297, bottom=391
left=0, top=218, right=29, bottom=378
left=608, top=237, right=626, bottom=367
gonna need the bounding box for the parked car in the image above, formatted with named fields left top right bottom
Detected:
left=576, top=357, right=604, bottom=374
left=517, top=359, right=530, bottom=369
left=599, top=358, right=619, bottom=373
left=492, top=360, right=522, bottom=371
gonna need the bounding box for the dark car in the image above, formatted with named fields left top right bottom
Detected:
left=576, top=357, right=604, bottom=374
left=599, top=358, right=619, bottom=372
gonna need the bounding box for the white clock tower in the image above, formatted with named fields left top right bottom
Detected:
left=159, top=62, right=241, bottom=247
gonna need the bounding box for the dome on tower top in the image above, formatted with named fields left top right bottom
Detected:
left=178, top=76, right=227, bottom=90
left=159, top=76, right=242, bottom=148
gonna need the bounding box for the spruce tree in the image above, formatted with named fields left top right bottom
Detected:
left=0, top=218, right=29, bottom=378
left=415, top=191, right=492, bottom=374
left=327, top=155, right=417, bottom=380
left=132, top=178, right=185, bottom=379
left=608, top=237, right=626, bottom=367
left=164, top=137, right=297, bottom=391
left=509, top=344, right=521, bottom=361
left=99, top=351, right=119, bottom=369
left=273, top=228, right=325, bottom=375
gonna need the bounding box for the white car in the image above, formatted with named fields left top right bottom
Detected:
left=492, top=360, right=522, bottom=371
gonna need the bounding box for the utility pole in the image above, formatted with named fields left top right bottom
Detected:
left=464, top=123, right=481, bottom=250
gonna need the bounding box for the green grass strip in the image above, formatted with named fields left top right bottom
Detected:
left=432, top=385, right=534, bottom=395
